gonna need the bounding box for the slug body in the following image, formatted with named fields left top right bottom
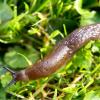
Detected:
left=15, top=23, right=100, bottom=81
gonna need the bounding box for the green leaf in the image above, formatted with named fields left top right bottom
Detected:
left=0, top=82, right=6, bottom=100
left=84, top=90, right=100, bottom=100
left=4, top=46, right=40, bottom=69
left=80, top=12, right=100, bottom=26
left=0, top=2, right=13, bottom=24
left=36, top=0, right=50, bottom=11
left=74, top=0, right=90, bottom=16
left=72, top=49, right=92, bottom=70
left=49, top=30, right=64, bottom=39
left=74, top=0, right=100, bottom=26
left=1, top=72, right=12, bottom=87
left=24, top=2, right=29, bottom=12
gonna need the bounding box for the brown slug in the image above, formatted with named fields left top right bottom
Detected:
left=5, top=23, right=100, bottom=84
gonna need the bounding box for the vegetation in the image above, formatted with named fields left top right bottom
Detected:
left=0, top=0, right=100, bottom=99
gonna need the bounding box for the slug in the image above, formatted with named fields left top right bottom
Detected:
left=5, top=23, right=100, bottom=84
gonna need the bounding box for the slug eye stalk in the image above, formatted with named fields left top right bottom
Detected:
left=1, top=66, right=16, bottom=89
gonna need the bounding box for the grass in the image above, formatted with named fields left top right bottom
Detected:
left=0, top=0, right=100, bottom=99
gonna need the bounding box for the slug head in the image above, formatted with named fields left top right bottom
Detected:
left=3, top=67, right=29, bottom=88
left=3, top=66, right=29, bottom=89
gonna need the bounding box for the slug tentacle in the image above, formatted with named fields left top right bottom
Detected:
left=10, top=23, right=100, bottom=81
left=1, top=66, right=16, bottom=89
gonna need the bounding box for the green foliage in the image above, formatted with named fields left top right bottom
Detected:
left=0, top=82, right=6, bottom=100
left=0, top=2, right=13, bottom=23
left=4, top=45, right=39, bottom=69
left=84, top=90, right=100, bottom=100
left=0, top=0, right=100, bottom=99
